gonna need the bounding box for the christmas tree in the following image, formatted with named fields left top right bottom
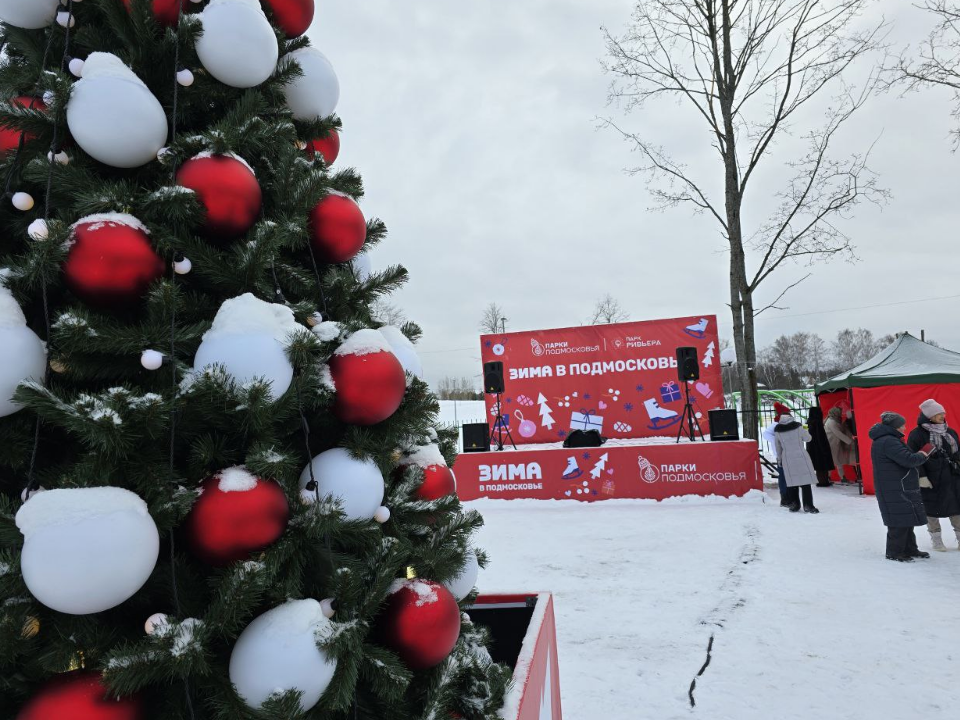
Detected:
left=0, top=2, right=509, bottom=718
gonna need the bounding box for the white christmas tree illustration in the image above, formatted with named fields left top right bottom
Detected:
left=703, top=341, right=715, bottom=368
left=590, top=453, right=609, bottom=479
left=538, top=393, right=555, bottom=429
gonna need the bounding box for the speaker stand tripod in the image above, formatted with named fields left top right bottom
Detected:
left=489, top=392, right=517, bottom=451
left=676, top=381, right=705, bottom=444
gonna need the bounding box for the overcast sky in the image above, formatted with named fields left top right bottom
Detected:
left=312, top=0, right=960, bottom=387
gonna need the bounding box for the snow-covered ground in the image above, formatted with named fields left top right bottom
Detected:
left=471, top=485, right=960, bottom=720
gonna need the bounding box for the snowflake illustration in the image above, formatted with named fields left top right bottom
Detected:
left=484, top=340, right=492, bottom=347
left=636, top=384, right=644, bottom=393
left=506, top=397, right=513, bottom=404
left=624, top=403, right=634, bottom=412
left=584, top=393, right=591, bottom=400
left=558, top=430, right=567, bottom=438
left=583, top=452, right=591, bottom=460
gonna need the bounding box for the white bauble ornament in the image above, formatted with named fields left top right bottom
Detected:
left=229, top=599, right=337, bottom=712
left=0, top=273, right=47, bottom=418
left=145, top=613, right=169, bottom=635
left=16, top=487, right=160, bottom=615
left=320, top=598, right=336, bottom=619
left=193, top=293, right=307, bottom=401
left=299, top=448, right=384, bottom=521
left=281, top=47, right=340, bottom=120
left=442, top=549, right=480, bottom=601
left=27, top=219, right=48, bottom=240
left=141, top=349, right=164, bottom=370
left=66, top=53, right=168, bottom=168
left=68, top=57, right=85, bottom=77
left=176, top=68, right=195, bottom=87
left=373, top=505, right=390, bottom=524
left=11, top=192, right=34, bottom=211
left=196, top=0, right=278, bottom=89
left=0, top=0, right=60, bottom=29
left=173, top=256, right=192, bottom=275
left=379, top=326, right=423, bottom=379
left=351, top=252, right=371, bottom=282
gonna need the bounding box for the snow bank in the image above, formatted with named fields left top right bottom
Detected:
left=313, top=321, right=342, bottom=342
left=216, top=466, right=259, bottom=493
left=334, top=329, right=392, bottom=357
left=203, top=293, right=307, bottom=344
left=402, top=443, right=447, bottom=469
left=16, top=487, right=151, bottom=538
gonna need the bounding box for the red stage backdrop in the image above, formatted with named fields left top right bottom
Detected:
left=455, top=440, right=761, bottom=502
left=481, top=316, right=725, bottom=444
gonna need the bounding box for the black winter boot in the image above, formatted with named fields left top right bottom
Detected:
left=885, top=554, right=913, bottom=562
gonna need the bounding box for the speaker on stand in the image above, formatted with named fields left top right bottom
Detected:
left=675, top=346, right=704, bottom=443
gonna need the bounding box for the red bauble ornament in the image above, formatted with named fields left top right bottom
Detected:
left=305, top=130, right=340, bottom=165
left=262, top=0, right=315, bottom=37
left=329, top=346, right=406, bottom=426
left=308, top=194, right=367, bottom=264
left=184, top=469, right=289, bottom=566
left=176, top=154, right=262, bottom=241
left=63, top=217, right=165, bottom=309
left=0, top=96, right=46, bottom=157
left=121, top=0, right=189, bottom=27
left=377, top=580, right=461, bottom=670
left=16, top=671, right=142, bottom=720
left=415, top=465, right=457, bottom=501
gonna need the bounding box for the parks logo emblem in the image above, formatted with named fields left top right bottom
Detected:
left=638, top=454, right=659, bottom=484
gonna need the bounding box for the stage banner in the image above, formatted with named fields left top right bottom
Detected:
left=455, top=440, right=762, bottom=502
left=481, top=316, right=724, bottom=445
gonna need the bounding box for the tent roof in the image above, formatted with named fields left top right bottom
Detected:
left=815, top=333, right=960, bottom=394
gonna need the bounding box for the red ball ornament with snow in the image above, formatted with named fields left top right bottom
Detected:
left=396, top=445, right=457, bottom=501
left=176, top=154, right=262, bottom=241
left=308, top=193, right=366, bottom=263
left=376, top=579, right=461, bottom=670
left=63, top=216, right=165, bottom=310
left=304, top=130, right=340, bottom=165
left=262, top=0, right=314, bottom=37
left=329, top=330, right=406, bottom=426
left=184, top=468, right=289, bottom=566
left=120, top=0, right=188, bottom=26
left=0, top=96, right=45, bottom=157
left=15, top=671, right=143, bottom=720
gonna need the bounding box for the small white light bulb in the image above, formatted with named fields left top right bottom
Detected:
left=20, top=486, right=44, bottom=502
left=42, top=90, right=55, bottom=106
left=144, top=613, right=169, bottom=635
left=27, top=219, right=48, bottom=241
left=176, top=68, right=194, bottom=87
left=56, top=12, right=75, bottom=29
left=173, top=256, right=192, bottom=275
left=48, top=150, right=70, bottom=165
left=141, top=350, right=165, bottom=371
left=374, top=506, right=391, bottom=524
left=68, top=58, right=85, bottom=77
left=157, top=147, right=172, bottom=162
left=320, top=598, right=336, bottom=619
left=11, top=192, right=34, bottom=211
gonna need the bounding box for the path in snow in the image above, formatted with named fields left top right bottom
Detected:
left=471, top=486, right=960, bottom=720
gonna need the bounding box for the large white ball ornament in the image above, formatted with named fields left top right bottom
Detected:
left=299, top=448, right=384, bottom=521
left=196, top=0, right=279, bottom=89
left=229, top=599, right=338, bottom=712
left=351, top=252, right=372, bottom=282
left=0, top=274, right=47, bottom=417
left=66, top=53, right=168, bottom=168
left=0, top=0, right=60, bottom=29
left=443, top=549, right=480, bottom=601
left=16, top=487, right=160, bottom=615
left=193, top=294, right=307, bottom=401
left=281, top=47, right=340, bottom=120
left=379, top=326, right=423, bottom=379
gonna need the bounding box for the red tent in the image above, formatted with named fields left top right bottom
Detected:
left=814, top=333, right=960, bottom=494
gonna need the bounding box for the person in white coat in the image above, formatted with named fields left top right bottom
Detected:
left=774, top=414, right=820, bottom=513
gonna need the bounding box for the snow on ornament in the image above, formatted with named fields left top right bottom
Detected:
left=0, top=271, right=46, bottom=418
left=376, top=579, right=461, bottom=670
left=379, top=326, right=423, bottom=380
left=184, top=468, right=289, bottom=566
left=329, top=329, right=406, bottom=426
left=298, top=448, right=384, bottom=521
left=442, top=549, right=480, bottom=601
left=308, top=192, right=367, bottom=263
left=0, top=0, right=60, bottom=30
left=229, top=599, right=337, bottom=713
left=280, top=46, right=340, bottom=120
left=14, top=671, right=144, bottom=720
left=262, top=0, right=314, bottom=37
left=196, top=0, right=279, bottom=89
left=66, top=53, right=168, bottom=168
left=396, top=444, right=457, bottom=501
left=175, top=153, right=262, bottom=241
left=193, top=293, right=308, bottom=401
left=63, top=214, right=165, bottom=309
left=16, top=487, right=160, bottom=615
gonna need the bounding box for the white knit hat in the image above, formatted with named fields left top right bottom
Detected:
left=920, top=399, right=946, bottom=419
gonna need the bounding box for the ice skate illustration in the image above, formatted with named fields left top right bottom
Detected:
left=645, top=398, right=681, bottom=430
left=683, top=317, right=708, bottom=339
left=562, top=456, right=583, bottom=480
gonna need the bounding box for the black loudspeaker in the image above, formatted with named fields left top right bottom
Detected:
left=676, top=347, right=700, bottom=382
left=483, top=361, right=505, bottom=394
left=462, top=423, right=490, bottom=453
left=708, top=409, right=739, bottom=441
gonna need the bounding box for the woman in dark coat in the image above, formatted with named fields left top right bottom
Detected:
left=906, top=399, right=960, bottom=552
left=869, top=412, right=932, bottom=562
left=806, top=406, right=835, bottom=487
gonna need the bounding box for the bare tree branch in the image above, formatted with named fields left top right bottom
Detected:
left=589, top=294, right=630, bottom=324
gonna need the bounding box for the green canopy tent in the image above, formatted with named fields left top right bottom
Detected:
left=814, top=333, right=960, bottom=494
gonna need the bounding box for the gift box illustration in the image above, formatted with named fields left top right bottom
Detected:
left=660, top=381, right=682, bottom=403
left=570, top=409, right=603, bottom=433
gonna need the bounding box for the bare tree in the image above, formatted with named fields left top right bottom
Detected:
left=603, top=1, right=887, bottom=437
left=479, top=303, right=508, bottom=335
left=833, top=327, right=880, bottom=368
left=888, top=2, right=960, bottom=146
left=371, top=299, right=405, bottom=326
left=589, top=294, right=629, bottom=324
left=435, top=376, right=481, bottom=400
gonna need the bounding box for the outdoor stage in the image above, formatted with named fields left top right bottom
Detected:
left=455, top=439, right=763, bottom=502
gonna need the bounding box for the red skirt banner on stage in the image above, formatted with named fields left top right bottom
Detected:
left=455, top=440, right=762, bottom=502
left=480, top=316, right=725, bottom=445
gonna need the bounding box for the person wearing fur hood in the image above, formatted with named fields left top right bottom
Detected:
left=774, top=414, right=820, bottom=513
